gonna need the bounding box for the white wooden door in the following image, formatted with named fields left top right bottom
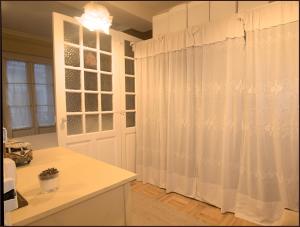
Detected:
left=119, top=35, right=137, bottom=172
left=52, top=12, right=139, bottom=168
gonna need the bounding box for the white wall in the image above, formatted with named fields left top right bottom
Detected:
left=153, top=1, right=269, bottom=37
left=16, top=133, right=58, bottom=151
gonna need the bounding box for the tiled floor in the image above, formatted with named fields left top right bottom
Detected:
left=131, top=181, right=258, bottom=226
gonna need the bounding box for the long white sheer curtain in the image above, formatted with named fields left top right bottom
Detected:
left=195, top=38, right=245, bottom=213
left=134, top=1, right=298, bottom=225
left=136, top=48, right=199, bottom=196
left=235, top=21, right=299, bottom=224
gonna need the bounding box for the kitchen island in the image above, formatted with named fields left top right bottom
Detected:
left=8, top=147, right=136, bottom=226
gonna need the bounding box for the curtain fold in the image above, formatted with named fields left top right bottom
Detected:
left=135, top=1, right=299, bottom=225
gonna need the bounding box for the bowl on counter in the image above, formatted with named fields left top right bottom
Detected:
left=38, top=168, right=59, bottom=193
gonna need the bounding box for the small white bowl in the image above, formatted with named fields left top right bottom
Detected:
left=39, top=174, right=59, bottom=193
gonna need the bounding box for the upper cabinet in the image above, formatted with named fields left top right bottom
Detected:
left=152, top=1, right=270, bottom=38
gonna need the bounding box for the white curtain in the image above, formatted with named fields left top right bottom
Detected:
left=136, top=53, right=169, bottom=187
left=134, top=1, right=299, bottom=225
left=195, top=38, right=245, bottom=213
left=234, top=21, right=299, bottom=224
left=136, top=48, right=198, bottom=196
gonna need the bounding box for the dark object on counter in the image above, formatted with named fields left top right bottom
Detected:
left=4, top=139, right=33, bottom=166
left=17, top=191, right=28, bottom=209
left=39, top=168, right=59, bottom=180
left=3, top=189, right=16, bottom=201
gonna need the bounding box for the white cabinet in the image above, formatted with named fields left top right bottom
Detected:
left=152, top=1, right=271, bottom=38
left=188, top=1, right=209, bottom=27
left=238, top=1, right=269, bottom=12
left=210, top=1, right=236, bottom=22
left=169, top=4, right=187, bottom=33
left=153, top=12, right=169, bottom=37
left=10, top=147, right=136, bottom=226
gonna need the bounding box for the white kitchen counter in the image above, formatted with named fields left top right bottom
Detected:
left=9, top=147, right=136, bottom=226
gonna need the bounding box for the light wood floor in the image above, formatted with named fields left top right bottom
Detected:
left=131, top=180, right=258, bottom=226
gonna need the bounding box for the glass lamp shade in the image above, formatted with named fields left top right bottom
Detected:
left=75, top=2, right=113, bottom=34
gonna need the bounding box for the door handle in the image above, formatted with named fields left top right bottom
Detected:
left=61, top=118, right=68, bottom=124
left=60, top=118, right=68, bottom=130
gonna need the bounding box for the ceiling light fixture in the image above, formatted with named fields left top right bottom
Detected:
left=75, top=1, right=113, bottom=34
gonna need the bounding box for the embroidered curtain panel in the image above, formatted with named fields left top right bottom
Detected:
left=134, top=1, right=299, bottom=225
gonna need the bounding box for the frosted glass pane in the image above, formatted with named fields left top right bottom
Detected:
left=84, top=72, right=98, bottom=91
left=86, top=114, right=99, bottom=133
left=64, top=21, right=79, bottom=44
left=101, top=94, right=112, bottom=111
left=83, top=28, right=96, bottom=48
left=67, top=115, right=82, bottom=135
left=37, top=105, right=55, bottom=126
left=85, top=93, right=98, bottom=111
left=124, top=40, right=134, bottom=57
left=84, top=50, right=97, bottom=69
left=66, top=92, right=81, bottom=112
left=101, top=74, right=112, bottom=91
left=100, top=54, right=111, bottom=72
left=34, top=64, right=53, bottom=84
left=35, top=85, right=54, bottom=106
left=126, top=112, right=135, bottom=127
left=102, top=114, right=113, bottom=131
left=10, top=106, right=32, bottom=129
left=65, top=69, right=81, bottom=90
left=100, top=33, right=111, bottom=52
left=125, top=77, right=135, bottom=92
left=125, top=59, right=134, bottom=75
left=126, top=95, right=135, bottom=110
left=6, top=61, right=27, bottom=83
left=65, top=45, right=80, bottom=67
left=7, top=84, right=30, bottom=106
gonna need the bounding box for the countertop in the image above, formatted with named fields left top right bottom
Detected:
left=9, top=147, right=136, bottom=225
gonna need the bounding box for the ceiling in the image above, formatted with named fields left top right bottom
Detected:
left=1, top=1, right=184, bottom=40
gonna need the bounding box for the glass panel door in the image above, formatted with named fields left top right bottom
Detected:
left=63, top=21, right=114, bottom=135
left=53, top=12, right=140, bottom=167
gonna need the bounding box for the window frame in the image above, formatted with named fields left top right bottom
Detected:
left=2, top=52, right=56, bottom=138
left=124, top=40, right=136, bottom=128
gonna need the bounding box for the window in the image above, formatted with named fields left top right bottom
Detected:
left=124, top=40, right=135, bottom=128
left=34, top=64, right=55, bottom=127
left=3, top=58, right=56, bottom=138
left=6, top=61, right=32, bottom=129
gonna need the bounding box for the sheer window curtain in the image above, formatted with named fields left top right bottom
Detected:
left=134, top=1, right=298, bottom=225
left=234, top=21, right=299, bottom=224
left=136, top=49, right=198, bottom=195
left=195, top=38, right=245, bottom=213
left=136, top=53, right=169, bottom=188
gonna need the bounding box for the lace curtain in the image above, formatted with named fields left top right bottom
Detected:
left=234, top=21, right=299, bottom=224
left=134, top=1, right=299, bottom=225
